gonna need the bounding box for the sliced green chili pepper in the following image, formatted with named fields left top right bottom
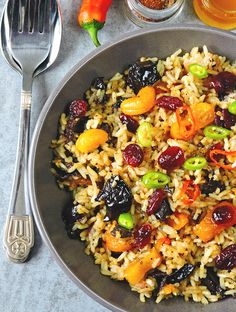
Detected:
left=118, top=212, right=134, bottom=230
left=189, top=63, right=208, bottom=79
left=204, top=125, right=231, bottom=139
left=142, top=171, right=170, bottom=189
left=183, top=156, right=207, bottom=171
left=228, top=101, right=236, bottom=115
left=137, top=122, right=153, bottom=147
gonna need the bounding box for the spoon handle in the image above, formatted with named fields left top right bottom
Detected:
left=3, top=76, right=34, bottom=263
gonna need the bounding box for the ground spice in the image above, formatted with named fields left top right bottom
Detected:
left=139, top=0, right=176, bottom=10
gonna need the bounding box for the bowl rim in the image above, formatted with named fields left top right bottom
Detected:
left=28, top=24, right=236, bottom=312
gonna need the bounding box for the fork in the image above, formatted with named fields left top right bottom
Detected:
left=3, top=0, right=55, bottom=262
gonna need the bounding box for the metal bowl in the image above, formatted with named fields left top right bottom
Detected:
left=28, top=25, right=236, bottom=312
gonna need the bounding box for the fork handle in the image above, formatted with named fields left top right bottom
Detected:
left=4, top=80, right=34, bottom=262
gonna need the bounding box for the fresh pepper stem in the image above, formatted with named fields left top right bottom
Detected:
left=87, top=26, right=101, bottom=47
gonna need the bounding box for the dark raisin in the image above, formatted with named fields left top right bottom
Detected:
left=147, top=189, right=166, bottom=216
left=120, top=113, right=139, bottom=133
left=75, top=116, right=89, bottom=133
left=212, top=205, right=234, bottom=225
left=99, top=122, right=113, bottom=138
left=215, top=244, right=236, bottom=270
left=133, top=223, right=152, bottom=249
left=147, top=269, right=168, bottom=293
left=156, top=96, right=183, bottom=111
left=62, top=205, right=83, bottom=225
left=201, top=267, right=225, bottom=296
left=155, top=198, right=173, bottom=221
left=167, top=264, right=195, bottom=284
left=127, top=61, right=160, bottom=93
left=95, top=176, right=133, bottom=220
left=158, top=146, right=185, bottom=171
left=200, top=179, right=225, bottom=195
left=65, top=116, right=88, bottom=141
left=214, top=106, right=236, bottom=129
left=111, top=251, right=122, bottom=258
left=111, top=225, right=133, bottom=238
left=68, top=99, right=87, bottom=117
left=123, top=144, right=144, bottom=167
left=113, top=97, right=124, bottom=109
left=92, top=77, right=106, bottom=90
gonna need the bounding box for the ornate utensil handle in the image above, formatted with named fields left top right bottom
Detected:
left=3, top=75, right=34, bottom=262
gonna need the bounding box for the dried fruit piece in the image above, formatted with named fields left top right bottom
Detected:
left=120, top=113, right=139, bottom=133
left=201, top=267, right=225, bottom=296
left=123, top=144, right=144, bottom=167
left=121, top=86, right=156, bottom=115
left=156, top=96, right=183, bottom=111
left=204, top=71, right=236, bottom=98
left=133, top=224, right=152, bottom=249
left=215, top=244, right=236, bottom=270
left=167, top=264, right=195, bottom=284
left=76, top=129, right=108, bottom=153
left=147, top=189, right=166, bottom=216
left=96, top=176, right=133, bottom=220
left=158, top=146, right=185, bottom=171
left=127, top=61, right=160, bottom=93
left=155, top=198, right=173, bottom=221
left=69, top=99, right=87, bottom=117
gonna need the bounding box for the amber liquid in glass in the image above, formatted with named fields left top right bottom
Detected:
left=193, top=0, right=236, bottom=30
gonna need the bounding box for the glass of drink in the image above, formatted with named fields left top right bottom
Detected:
left=193, top=0, right=236, bottom=30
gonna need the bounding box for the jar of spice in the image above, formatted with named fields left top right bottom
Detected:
left=124, top=0, right=184, bottom=27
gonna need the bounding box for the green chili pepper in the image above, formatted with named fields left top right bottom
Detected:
left=183, top=156, right=207, bottom=171
left=137, top=122, right=153, bottom=147
left=118, top=212, right=134, bottom=230
left=189, top=63, right=208, bottom=79
left=142, top=171, right=170, bottom=189
left=228, top=101, right=236, bottom=115
left=204, top=125, right=231, bottom=139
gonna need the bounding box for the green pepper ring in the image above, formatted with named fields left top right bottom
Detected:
left=142, top=171, right=170, bottom=189
left=189, top=63, right=208, bottom=79
left=204, top=125, right=231, bottom=139
left=183, top=156, right=207, bottom=171
left=228, top=101, right=236, bottom=115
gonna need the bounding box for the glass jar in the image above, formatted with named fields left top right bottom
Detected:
left=124, top=0, right=184, bottom=27
left=193, top=0, right=236, bottom=30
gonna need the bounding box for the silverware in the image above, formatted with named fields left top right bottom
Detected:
left=0, top=0, right=62, bottom=263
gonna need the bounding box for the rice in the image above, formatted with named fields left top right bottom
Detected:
left=51, top=46, right=236, bottom=304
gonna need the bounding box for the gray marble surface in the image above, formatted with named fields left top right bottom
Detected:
left=0, top=1, right=232, bottom=312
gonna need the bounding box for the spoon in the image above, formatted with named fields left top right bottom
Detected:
left=0, top=0, right=62, bottom=263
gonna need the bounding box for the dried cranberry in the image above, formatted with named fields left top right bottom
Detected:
left=123, top=144, right=144, bottom=167
left=120, top=113, right=139, bottom=133
left=133, top=224, right=152, bottom=249
left=212, top=205, right=234, bottom=225
left=158, top=146, right=185, bottom=171
left=214, top=106, right=236, bottom=129
left=156, top=96, right=183, bottom=111
left=204, top=71, right=236, bottom=98
left=68, top=99, right=87, bottom=117
left=147, top=189, right=166, bottom=216
left=215, top=244, right=236, bottom=270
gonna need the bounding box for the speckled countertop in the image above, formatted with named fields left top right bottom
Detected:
left=0, top=1, right=234, bottom=312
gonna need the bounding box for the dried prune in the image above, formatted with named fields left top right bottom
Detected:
left=111, top=225, right=133, bottom=238
left=127, top=61, right=160, bottom=93
left=133, top=223, right=152, bottom=249
left=215, top=244, right=236, bottom=270
left=156, top=96, right=183, bottom=111
left=96, top=176, right=133, bottom=220
left=147, top=189, right=166, bottom=216
left=120, top=113, right=139, bottom=133
left=201, top=267, right=225, bottom=296
left=147, top=268, right=168, bottom=293
left=62, top=205, right=84, bottom=239
left=123, top=144, right=144, bottom=167
left=158, top=146, right=185, bottom=171
left=167, top=264, right=195, bottom=284
left=155, top=198, right=173, bottom=221
left=92, top=77, right=106, bottom=90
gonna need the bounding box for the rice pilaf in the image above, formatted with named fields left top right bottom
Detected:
left=51, top=46, right=236, bottom=304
